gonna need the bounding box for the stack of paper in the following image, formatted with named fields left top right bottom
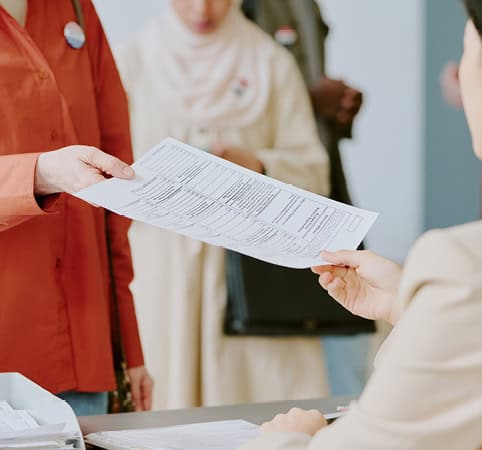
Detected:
left=0, top=401, right=78, bottom=449
left=85, top=420, right=260, bottom=450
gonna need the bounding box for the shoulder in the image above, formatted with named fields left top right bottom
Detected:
left=409, top=221, right=482, bottom=274
left=238, top=17, right=304, bottom=96
left=254, top=26, right=305, bottom=89
left=444, top=220, right=482, bottom=256
left=244, top=16, right=296, bottom=66
left=113, top=18, right=160, bottom=88
left=399, top=221, right=482, bottom=306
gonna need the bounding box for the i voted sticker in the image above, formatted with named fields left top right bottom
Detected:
left=64, top=21, right=85, bottom=49
left=274, top=26, right=298, bottom=46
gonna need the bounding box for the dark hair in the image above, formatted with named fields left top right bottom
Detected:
left=464, top=0, right=482, bottom=35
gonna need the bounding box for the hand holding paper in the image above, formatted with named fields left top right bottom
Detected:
left=75, top=138, right=378, bottom=269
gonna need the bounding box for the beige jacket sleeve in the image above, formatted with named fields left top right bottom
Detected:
left=256, top=48, right=330, bottom=197
left=240, top=222, right=482, bottom=450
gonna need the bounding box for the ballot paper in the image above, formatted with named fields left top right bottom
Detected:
left=75, top=138, right=378, bottom=268
left=85, top=420, right=259, bottom=450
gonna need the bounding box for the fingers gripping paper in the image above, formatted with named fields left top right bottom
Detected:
left=75, top=138, right=378, bottom=269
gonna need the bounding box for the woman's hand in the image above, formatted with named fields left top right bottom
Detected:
left=261, top=408, right=327, bottom=436
left=212, top=143, right=264, bottom=173
left=127, top=366, right=154, bottom=412
left=312, top=250, right=403, bottom=326
left=35, top=145, right=135, bottom=196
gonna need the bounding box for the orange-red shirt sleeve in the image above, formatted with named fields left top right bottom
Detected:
left=83, top=0, right=144, bottom=368
left=0, top=153, right=59, bottom=231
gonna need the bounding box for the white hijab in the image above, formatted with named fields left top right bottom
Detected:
left=138, top=0, right=272, bottom=129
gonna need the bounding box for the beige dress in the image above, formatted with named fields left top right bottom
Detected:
left=117, top=27, right=331, bottom=410
left=240, top=221, right=482, bottom=450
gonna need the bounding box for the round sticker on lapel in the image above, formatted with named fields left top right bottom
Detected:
left=274, top=26, right=298, bottom=46
left=64, top=21, right=85, bottom=49
left=232, top=77, right=250, bottom=96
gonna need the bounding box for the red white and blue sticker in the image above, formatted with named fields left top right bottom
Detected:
left=232, top=77, right=250, bottom=96
left=274, top=26, right=298, bottom=46
left=64, top=21, right=85, bottom=49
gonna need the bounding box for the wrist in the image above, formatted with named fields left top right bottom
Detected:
left=387, top=294, right=403, bottom=326
left=35, top=153, right=60, bottom=196
left=379, top=263, right=403, bottom=325
left=384, top=279, right=402, bottom=326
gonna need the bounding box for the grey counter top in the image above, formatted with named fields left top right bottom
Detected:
left=80, top=396, right=353, bottom=435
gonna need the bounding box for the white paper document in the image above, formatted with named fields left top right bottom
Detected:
left=76, top=138, right=378, bottom=268
left=85, top=420, right=260, bottom=450
left=0, top=401, right=74, bottom=449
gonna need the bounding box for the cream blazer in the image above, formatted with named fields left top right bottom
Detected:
left=116, top=32, right=331, bottom=410
left=240, top=221, right=482, bottom=450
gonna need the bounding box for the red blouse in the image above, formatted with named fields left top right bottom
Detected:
left=0, top=0, right=144, bottom=393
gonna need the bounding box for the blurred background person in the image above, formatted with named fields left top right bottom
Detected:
left=441, top=61, right=463, bottom=109
left=0, top=0, right=152, bottom=415
left=242, top=0, right=372, bottom=396
left=116, top=0, right=331, bottom=410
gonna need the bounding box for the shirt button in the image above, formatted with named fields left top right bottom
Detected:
left=38, top=70, right=49, bottom=80
left=55, top=258, right=61, bottom=268
left=50, top=130, right=59, bottom=141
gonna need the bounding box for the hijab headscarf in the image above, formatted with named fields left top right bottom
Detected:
left=138, top=0, right=272, bottom=129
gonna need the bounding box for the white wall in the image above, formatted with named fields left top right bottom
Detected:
left=93, top=0, right=167, bottom=46
left=94, top=0, right=425, bottom=262
left=320, top=0, right=425, bottom=261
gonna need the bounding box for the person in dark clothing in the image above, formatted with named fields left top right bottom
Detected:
left=242, top=0, right=373, bottom=396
